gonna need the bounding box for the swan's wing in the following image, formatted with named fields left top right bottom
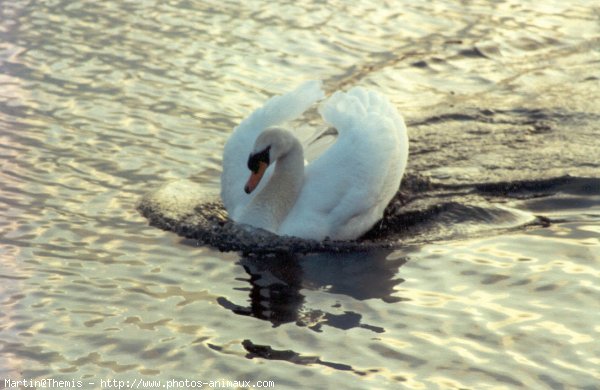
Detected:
left=221, top=80, right=324, bottom=219
left=280, top=86, right=409, bottom=240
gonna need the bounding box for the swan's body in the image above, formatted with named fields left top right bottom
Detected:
left=220, top=80, right=408, bottom=241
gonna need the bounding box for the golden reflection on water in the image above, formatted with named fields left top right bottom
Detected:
left=396, top=221, right=600, bottom=387
left=1, top=0, right=600, bottom=388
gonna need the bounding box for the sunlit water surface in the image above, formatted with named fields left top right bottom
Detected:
left=1, top=1, right=599, bottom=389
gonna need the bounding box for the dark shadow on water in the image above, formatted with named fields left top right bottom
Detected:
left=138, top=176, right=600, bottom=256
left=215, top=249, right=410, bottom=376
left=217, top=253, right=304, bottom=327
left=217, top=249, right=407, bottom=331
left=241, top=338, right=372, bottom=376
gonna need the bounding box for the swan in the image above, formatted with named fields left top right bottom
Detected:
left=220, top=80, right=408, bottom=241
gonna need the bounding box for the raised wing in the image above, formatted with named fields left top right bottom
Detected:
left=280, top=86, right=409, bottom=240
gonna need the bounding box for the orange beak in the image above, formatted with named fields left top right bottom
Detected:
left=244, top=161, right=268, bottom=194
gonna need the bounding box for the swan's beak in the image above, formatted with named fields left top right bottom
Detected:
left=244, top=161, right=268, bottom=194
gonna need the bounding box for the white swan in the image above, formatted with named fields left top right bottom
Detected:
left=220, top=80, right=408, bottom=241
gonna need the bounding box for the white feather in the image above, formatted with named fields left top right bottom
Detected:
left=220, top=81, right=409, bottom=241
left=220, top=80, right=325, bottom=219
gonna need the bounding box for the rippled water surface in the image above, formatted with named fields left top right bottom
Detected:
left=1, top=0, right=600, bottom=389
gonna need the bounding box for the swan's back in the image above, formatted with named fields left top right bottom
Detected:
left=279, top=87, right=408, bottom=240
left=221, top=81, right=324, bottom=219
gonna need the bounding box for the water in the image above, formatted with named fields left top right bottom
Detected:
left=1, top=0, right=599, bottom=388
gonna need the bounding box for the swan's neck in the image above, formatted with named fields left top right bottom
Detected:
left=243, top=139, right=304, bottom=233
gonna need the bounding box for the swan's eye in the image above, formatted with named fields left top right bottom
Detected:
left=247, top=146, right=271, bottom=173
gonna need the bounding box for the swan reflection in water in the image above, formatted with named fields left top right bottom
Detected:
left=217, top=249, right=408, bottom=331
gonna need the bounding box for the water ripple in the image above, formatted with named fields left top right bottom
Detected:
left=1, top=0, right=599, bottom=388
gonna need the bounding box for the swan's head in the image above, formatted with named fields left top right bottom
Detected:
left=244, top=128, right=296, bottom=194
